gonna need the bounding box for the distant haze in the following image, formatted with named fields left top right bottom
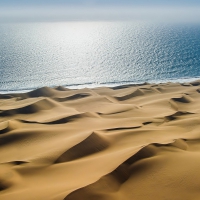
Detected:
left=0, top=0, right=200, bottom=22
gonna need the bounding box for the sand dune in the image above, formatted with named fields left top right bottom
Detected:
left=1, top=81, right=200, bottom=199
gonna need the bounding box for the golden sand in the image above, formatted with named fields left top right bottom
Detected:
left=1, top=81, right=200, bottom=200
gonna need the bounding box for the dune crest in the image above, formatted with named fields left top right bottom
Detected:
left=1, top=82, right=200, bottom=200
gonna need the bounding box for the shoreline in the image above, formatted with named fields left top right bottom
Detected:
left=1, top=80, right=200, bottom=199
left=1, top=76, right=200, bottom=94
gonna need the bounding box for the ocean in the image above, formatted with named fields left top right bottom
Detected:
left=1, top=21, right=200, bottom=93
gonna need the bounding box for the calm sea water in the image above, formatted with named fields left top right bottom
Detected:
left=1, top=21, right=200, bottom=93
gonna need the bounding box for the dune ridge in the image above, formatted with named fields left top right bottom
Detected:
left=1, top=81, right=200, bottom=199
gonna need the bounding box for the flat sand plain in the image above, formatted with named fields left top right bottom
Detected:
left=1, top=81, right=200, bottom=200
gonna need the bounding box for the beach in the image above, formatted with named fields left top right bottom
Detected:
left=1, top=81, right=200, bottom=200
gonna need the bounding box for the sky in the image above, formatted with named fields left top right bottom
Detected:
left=0, top=0, right=200, bottom=22
left=0, top=0, right=200, bottom=6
